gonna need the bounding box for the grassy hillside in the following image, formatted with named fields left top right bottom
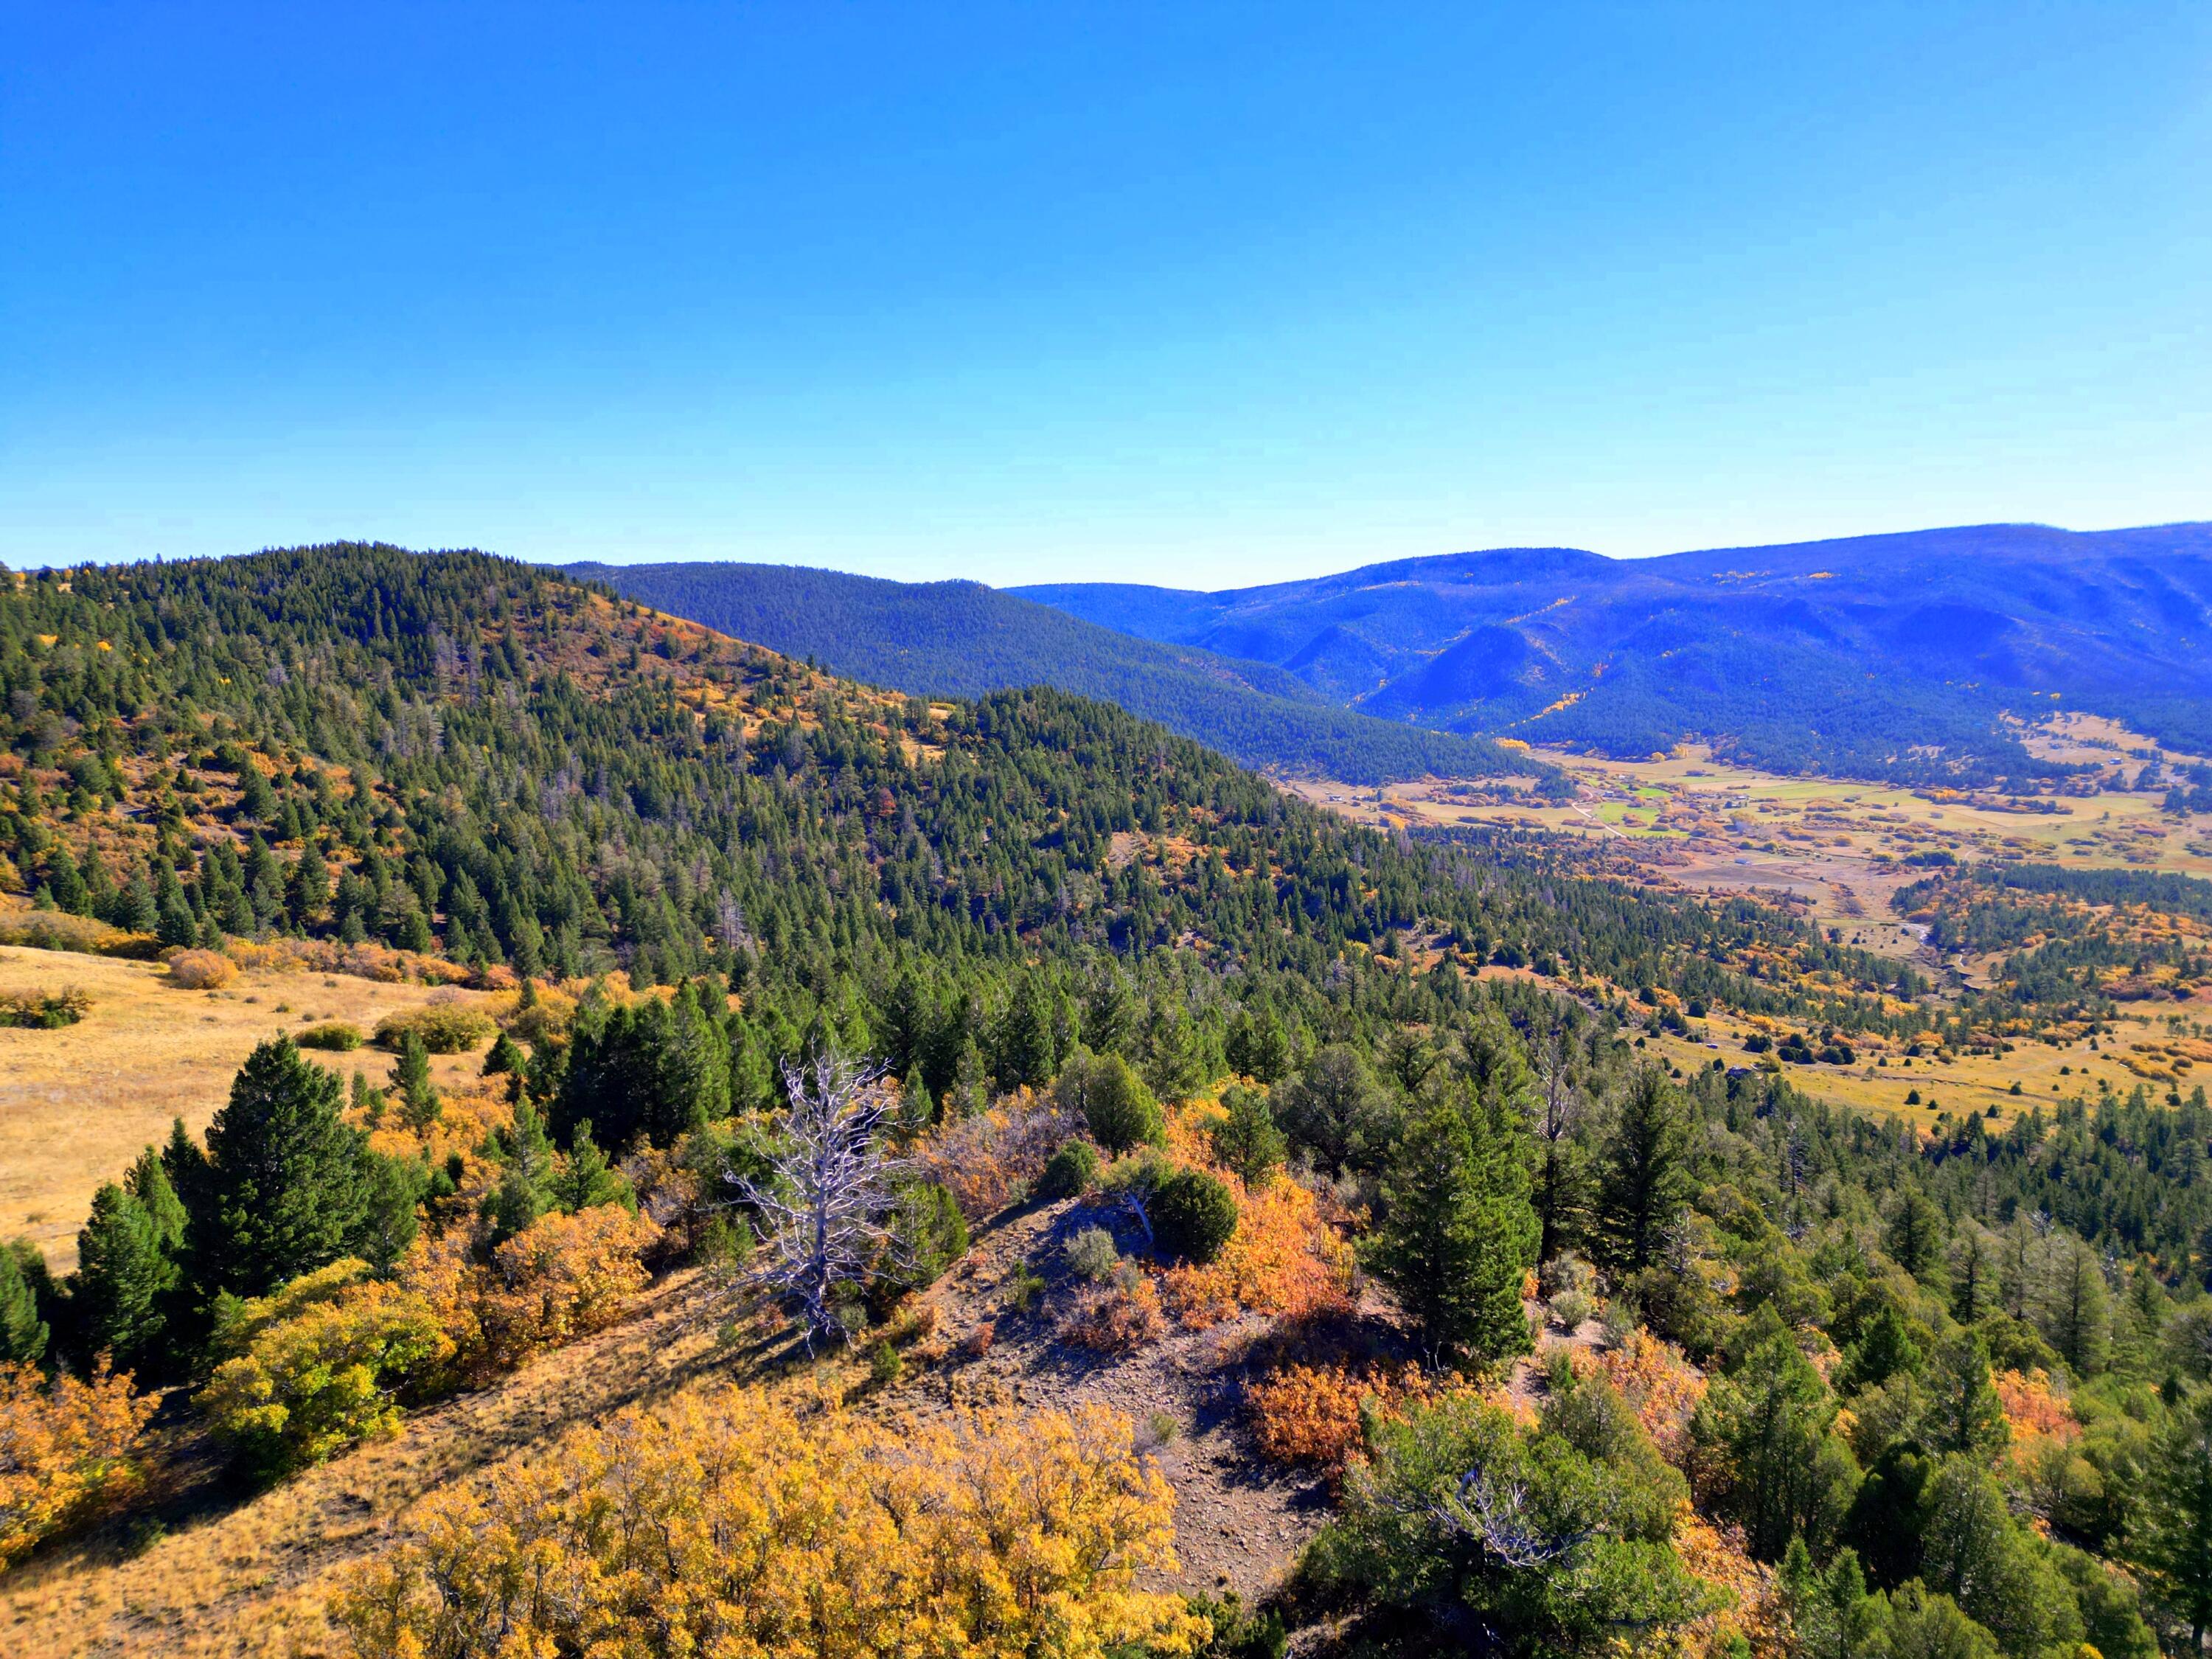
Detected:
left=563, top=560, right=1542, bottom=785
left=1018, top=521, right=2212, bottom=782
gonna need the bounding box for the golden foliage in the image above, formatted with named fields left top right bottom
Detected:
left=195, top=1260, right=455, bottom=1475
left=1660, top=1508, right=1781, bottom=1659
left=476, top=1203, right=658, bottom=1368
left=331, top=1390, right=1206, bottom=1659
left=166, top=947, right=234, bottom=989
left=0, top=1357, right=156, bottom=1566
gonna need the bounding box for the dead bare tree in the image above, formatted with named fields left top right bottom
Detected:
left=726, top=1050, right=902, bottom=1347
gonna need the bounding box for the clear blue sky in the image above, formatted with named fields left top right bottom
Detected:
left=4, top=4, right=2207, bottom=586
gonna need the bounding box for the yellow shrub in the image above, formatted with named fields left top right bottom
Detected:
left=0, top=1357, right=156, bottom=1566
left=476, top=1203, right=658, bottom=1368
left=332, top=1391, right=1206, bottom=1659
left=195, top=1260, right=454, bottom=1476
left=167, top=947, right=234, bottom=989
left=374, top=1001, right=495, bottom=1054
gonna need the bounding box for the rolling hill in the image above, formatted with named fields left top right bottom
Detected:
left=1017, top=521, right=2212, bottom=782
left=562, top=561, right=1543, bottom=785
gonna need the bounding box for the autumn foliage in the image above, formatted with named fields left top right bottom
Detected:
left=196, top=1260, right=454, bottom=1476
left=0, top=1357, right=156, bottom=1566
left=1245, top=1361, right=1431, bottom=1473
left=332, top=1390, right=1207, bottom=1659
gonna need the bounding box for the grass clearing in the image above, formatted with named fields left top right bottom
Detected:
left=0, top=945, right=498, bottom=1270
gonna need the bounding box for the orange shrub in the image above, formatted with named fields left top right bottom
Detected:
left=1161, top=1170, right=1354, bottom=1329
left=1573, top=1329, right=1708, bottom=1468
left=0, top=1357, right=156, bottom=1565
left=1245, top=1361, right=1429, bottom=1473
left=1994, top=1368, right=2078, bottom=1456
left=167, top=947, right=234, bottom=989
left=1666, top=1509, right=1779, bottom=1659
left=477, top=1204, right=659, bottom=1368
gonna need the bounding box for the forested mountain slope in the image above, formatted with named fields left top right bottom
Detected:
left=1018, top=521, right=2212, bottom=782
left=563, top=559, right=1538, bottom=785
left=10, top=545, right=2212, bottom=1659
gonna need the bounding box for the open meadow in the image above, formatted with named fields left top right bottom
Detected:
left=0, top=946, right=495, bottom=1269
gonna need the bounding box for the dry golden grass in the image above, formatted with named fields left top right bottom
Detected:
left=0, top=946, right=498, bottom=1270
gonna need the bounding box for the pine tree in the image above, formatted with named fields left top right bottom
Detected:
left=71, top=1183, right=179, bottom=1376
left=189, top=1037, right=373, bottom=1300
left=2136, top=1391, right=2212, bottom=1652
left=394, top=1029, right=439, bottom=1129
left=1597, top=1064, right=1693, bottom=1273
left=128, top=1145, right=188, bottom=1254
left=552, top=1119, right=633, bottom=1214
left=1885, top=1186, right=1950, bottom=1287
left=1207, top=1085, right=1287, bottom=1189
left=0, top=1241, right=49, bottom=1363
left=1924, top=1333, right=2008, bottom=1458
left=1368, top=1079, right=1537, bottom=1372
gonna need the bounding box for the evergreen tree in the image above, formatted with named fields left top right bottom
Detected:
left=0, top=1241, right=49, bottom=1363
left=551, top=1119, right=633, bottom=1214
left=1368, top=1079, right=1537, bottom=1372
left=117, top=1147, right=187, bottom=1257
left=1884, top=1186, right=1950, bottom=1287
left=1207, top=1084, right=1287, bottom=1189
left=1924, top=1333, right=2008, bottom=1459
left=394, top=1029, right=439, bottom=1130
left=189, top=1037, right=374, bottom=1300
left=2135, top=1391, right=2212, bottom=1651
left=70, top=1182, right=180, bottom=1376
left=1696, top=1332, right=1860, bottom=1559
left=1597, top=1064, right=1694, bottom=1273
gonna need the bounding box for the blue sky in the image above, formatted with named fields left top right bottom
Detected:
left=4, top=4, right=2207, bottom=586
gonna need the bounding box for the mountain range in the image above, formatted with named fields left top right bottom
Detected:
left=1018, top=522, right=2212, bottom=782
left=564, top=561, right=1540, bottom=785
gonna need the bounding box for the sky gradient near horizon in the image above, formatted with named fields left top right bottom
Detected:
left=4, top=4, right=2208, bottom=587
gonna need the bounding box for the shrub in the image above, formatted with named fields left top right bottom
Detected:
left=918, top=1091, right=1077, bottom=1219
left=872, top=1183, right=970, bottom=1310
left=1161, top=1172, right=1354, bottom=1329
left=1147, top=1167, right=1237, bottom=1265
left=167, top=948, right=234, bottom=990
left=1056, top=1051, right=1165, bottom=1155
left=0, top=985, right=89, bottom=1029
left=1037, top=1138, right=1102, bottom=1201
left=196, top=1260, right=454, bottom=1477
left=1065, top=1225, right=1121, bottom=1282
left=1059, top=1272, right=1166, bottom=1352
left=1245, top=1362, right=1433, bottom=1473
left=296, top=1020, right=364, bottom=1051
left=375, top=1002, right=495, bottom=1054
left=330, top=1392, right=1203, bottom=1659
left=0, top=1357, right=156, bottom=1566
left=476, top=1203, right=658, bottom=1369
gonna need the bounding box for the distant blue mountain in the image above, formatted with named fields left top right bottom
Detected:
left=1016, top=523, right=2212, bottom=782
left=563, top=561, right=1541, bottom=785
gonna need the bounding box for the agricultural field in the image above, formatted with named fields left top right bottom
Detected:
left=0, top=943, right=496, bottom=1269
